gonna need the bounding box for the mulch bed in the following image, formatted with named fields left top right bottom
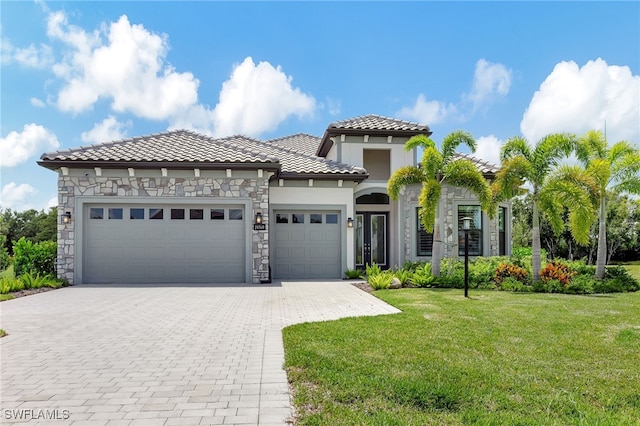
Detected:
left=350, top=281, right=374, bottom=293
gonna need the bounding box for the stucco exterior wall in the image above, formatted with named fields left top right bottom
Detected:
left=57, top=171, right=270, bottom=284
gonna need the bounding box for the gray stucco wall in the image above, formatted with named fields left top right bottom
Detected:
left=57, top=173, right=269, bottom=284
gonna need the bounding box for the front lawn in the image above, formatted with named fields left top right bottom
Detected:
left=283, top=290, right=640, bottom=425
left=621, top=260, right=640, bottom=281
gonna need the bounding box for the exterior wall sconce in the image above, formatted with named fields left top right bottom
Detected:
left=347, top=217, right=354, bottom=228
left=62, top=211, right=72, bottom=224
left=462, top=216, right=472, bottom=298
left=255, top=212, right=263, bottom=225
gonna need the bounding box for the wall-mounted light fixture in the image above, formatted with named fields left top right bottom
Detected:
left=255, top=211, right=263, bottom=225
left=347, top=217, right=354, bottom=228
left=62, top=211, right=72, bottom=224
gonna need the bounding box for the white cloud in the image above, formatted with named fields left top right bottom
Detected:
left=475, top=135, right=504, bottom=166
left=326, top=97, right=342, bottom=116
left=1, top=38, right=53, bottom=68
left=81, top=116, right=131, bottom=143
left=47, top=196, right=58, bottom=208
left=397, top=94, right=458, bottom=125
left=1, top=183, right=38, bottom=210
left=0, top=124, right=60, bottom=168
left=48, top=12, right=200, bottom=120
left=466, top=59, right=512, bottom=111
left=211, top=57, right=316, bottom=137
left=31, top=97, right=46, bottom=108
left=521, top=58, right=640, bottom=143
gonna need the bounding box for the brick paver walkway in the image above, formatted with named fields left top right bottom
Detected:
left=0, top=281, right=399, bottom=425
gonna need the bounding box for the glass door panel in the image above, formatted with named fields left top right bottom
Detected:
left=370, top=214, right=386, bottom=265
left=355, top=214, right=364, bottom=266
left=355, top=212, right=388, bottom=268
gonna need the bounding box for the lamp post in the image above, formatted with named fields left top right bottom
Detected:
left=462, top=216, right=472, bottom=298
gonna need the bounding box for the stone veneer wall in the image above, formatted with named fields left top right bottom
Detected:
left=402, top=184, right=500, bottom=261
left=57, top=175, right=269, bottom=284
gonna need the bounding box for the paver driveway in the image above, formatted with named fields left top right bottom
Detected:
left=0, top=281, right=399, bottom=425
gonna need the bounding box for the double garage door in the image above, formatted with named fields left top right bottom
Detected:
left=273, top=210, right=341, bottom=279
left=83, top=204, right=245, bottom=284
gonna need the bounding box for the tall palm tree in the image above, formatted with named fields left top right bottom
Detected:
left=574, top=130, right=640, bottom=279
left=492, top=133, right=593, bottom=282
left=388, top=131, right=492, bottom=277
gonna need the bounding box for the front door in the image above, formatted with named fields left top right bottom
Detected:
left=355, top=212, right=388, bottom=268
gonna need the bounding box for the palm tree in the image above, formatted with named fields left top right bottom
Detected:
left=492, top=133, right=594, bottom=282
left=388, top=131, right=492, bottom=277
left=574, top=130, right=640, bottom=279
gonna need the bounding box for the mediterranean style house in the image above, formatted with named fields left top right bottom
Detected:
left=38, top=115, right=511, bottom=285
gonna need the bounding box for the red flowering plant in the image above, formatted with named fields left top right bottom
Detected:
left=539, top=260, right=576, bottom=286
left=494, top=262, right=528, bottom=285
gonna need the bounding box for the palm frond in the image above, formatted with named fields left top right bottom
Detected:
left=417, top=179, right=441, bottom=232
left=608, top=140, right=636, bottom=165
left=404, top=134, right=435, bottom=152
left=500, top=136, right=531, bottom=162
left=540, top=178, right=596, bottom=244
left=532, top=133, right=576, bottom=179
left=443, top=159, right=494, bottom=217
left=387, top=166, right=425, bottom=200
left=493, top=156, right=532, bottom=200
left=576, top=130, right=607, bottom=165
left=419, top=146, right=444, bottom=179
left=610, top=149, right=640, bottom=187
left=553, top=165, right=601, bottom=206
left=441, top=130, right=476, bottom=164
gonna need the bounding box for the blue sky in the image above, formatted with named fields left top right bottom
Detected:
left=2, top=1, right=639, bottom=211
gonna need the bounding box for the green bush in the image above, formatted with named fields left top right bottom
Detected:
left=393, top=268, right=413, bottom=286
left=564, top=274, right=594, bottom=294
left=0, top=276, right=25, bottom=294
left=365, top=263, right=382, bottom=278
left=12, top=237, right=57, bottom=277
left=368, top=271, right=393, bottom=290
left=344, top=269, right=364, bottom=279
left=0, top=234, right=11, bottom=270
left=469, top=257, right=507, bottom=288
left=497, top=277, right=532, bottom=292
left=409, top=263, right=434, bottom=287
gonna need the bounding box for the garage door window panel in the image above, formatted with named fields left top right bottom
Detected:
left=292, top=213, right=304, bottom=224
left=190, top=209, right=204, bottom=220
left=310, top=214, right=322, bottom=224
left=150, top=208, right=164, bottom=220
left=210, top=209, right=224, bottom=220
left=108, top=208, right=123, bottom=220
left=276, top=214, right=289, bottom=223
left=230, top=209, right=243, bottom=220
left=130, top=208, right=144, bottom=220
left=171, top=209, right=185, bottom=220
left=90, top=208, right=104, bottom=219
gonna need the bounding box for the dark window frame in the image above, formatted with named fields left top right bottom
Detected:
left=416, top=208, right=434, bottom=256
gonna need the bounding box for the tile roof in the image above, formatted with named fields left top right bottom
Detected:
left=39, top=130, right=367, bottom=179
left=454, top=152, right=500, bottom=175
left=265, top=133, right=321, bottom=156
left=328, top=114, right=431, bottom=132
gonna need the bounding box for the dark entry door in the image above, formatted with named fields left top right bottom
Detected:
left=355, top=212, right=388, bottom=268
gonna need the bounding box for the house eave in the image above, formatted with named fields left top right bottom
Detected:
left=37, top=160, right=281, bottom=172
left=317, top=128, right=433, bottom=157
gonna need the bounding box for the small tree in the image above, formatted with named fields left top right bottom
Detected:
left=388, top=131, right=493, bottom=277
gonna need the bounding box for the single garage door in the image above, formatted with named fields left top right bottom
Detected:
left=273, top=210, right=341, bottom=279
left=84, top=204, right=245, bottom=283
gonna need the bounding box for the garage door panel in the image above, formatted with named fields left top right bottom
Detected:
left=273, top=211, right=341, bottom=279
left=84, top=204, right=245, bottom=284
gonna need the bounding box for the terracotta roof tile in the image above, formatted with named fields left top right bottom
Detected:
left=328, top=114, right=431, bottom=132
left=454, top=152, right=500, bottom=175
left=265, top=133, right=321, bottom=156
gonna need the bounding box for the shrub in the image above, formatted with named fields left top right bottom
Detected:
left=494, top=262, right=528, bottom=285
left=0, top=276, right=25, bottom=294
left=564, top=274, right=594, bottom=294
left=569, top=260, right=596, bottom=276
left=539, top=260, right=576, bottom=286
left=368, top=271, right=393, bottom=290
left=401, top=260, right=423, bottom=272
left=542, top=279, right=564, bottom=293
left=365, top=263, right=382, bottom=278
left=409, top=263, right=434, bottom=288
left=393, top=268, right=413, bottom=286
left=497, top=277, right=531, bottom=292
left=344, top=269, right=363, bottom=279
left=0, top=234, right=11, bottom=270
left=13, top=237, right=57, bottom=277
left=469, top=257, right=507, bottom=289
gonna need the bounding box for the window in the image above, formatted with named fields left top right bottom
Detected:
left=150, top=208, right=164, bottom=220
left=499, top=207, right=507, bottom=256
left=108, top=208, right=123, bottom=220
left=276, top=213, right=289, bottom=223
left=130, top=208, right=144, bottom=220
left=416, top=208, right=434, bottom=256
left=356, top=193, right=390, bottom=205
left=292, top=213, right=304, bottom=224
left=190, top=209, right=204, bottom=220
left=458, top=205, right=482, bottom=256
left=210, top=209, right=224, bottom=220
left=310, top=214, right=322, bottom=224
left=326, top=214, right=338, bottom=224
left=229, top=209, right=243, bottom=220
left=171, top=209, right=185, bottom=220
left=89, top=208, right=104, bottom=219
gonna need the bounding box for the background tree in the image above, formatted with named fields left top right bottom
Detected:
left=574, top=130, right=640, bottom=278
left=492, top=133, right=594, bottom=282
left=0, top=207, right=57, bottom=255
left=388, top=131, right=492, bottom=277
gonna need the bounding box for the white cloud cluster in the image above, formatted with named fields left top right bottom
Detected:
left=1, top=182, right=37, bottom=211
left=0, top=124, right=59, bottom=168
left=397, top=94, right=458, bottom=125
left=475, top=135, right=504, bottom=166
left=81, top=116, right=131, bottom=143
left=398, top=59, right=511, bottom=125
left=1, top=37, right=53, bottom=68
left=211, top=57, right=316, bottom=137
left=521, top=58, right=640, bottom=143
left=466, top=59, right=512, bottom=111
left=48, top=12, right=199, bottom=119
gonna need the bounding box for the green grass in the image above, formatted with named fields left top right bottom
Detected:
left=620, top=261, right=640, bottom=281
left=284, top=290, right=640, bottom=425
